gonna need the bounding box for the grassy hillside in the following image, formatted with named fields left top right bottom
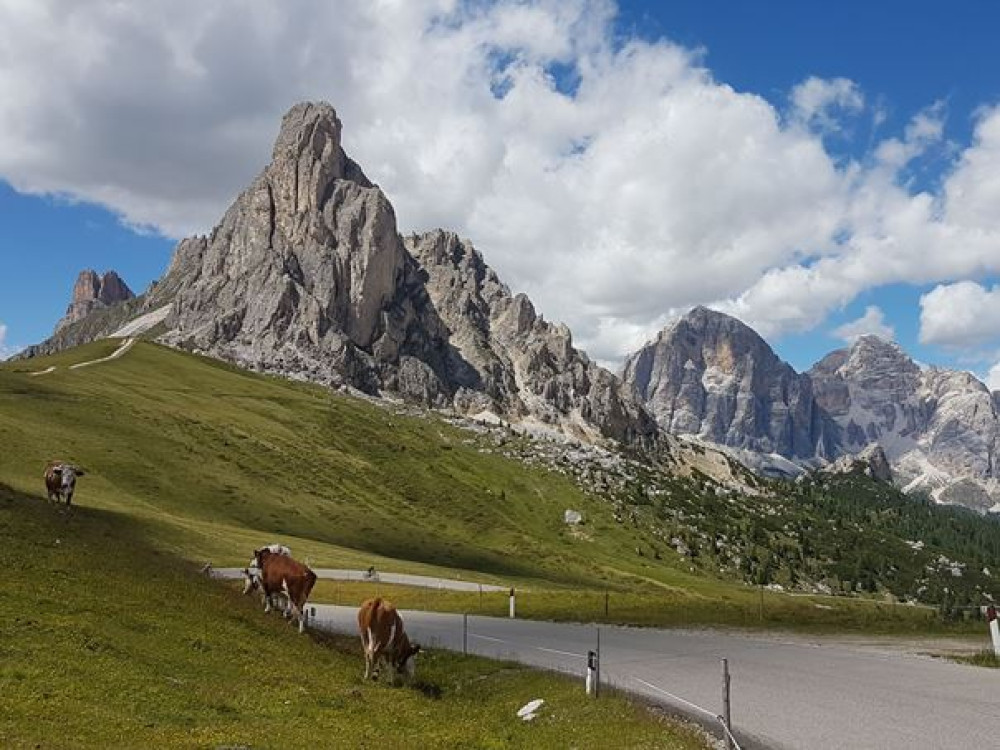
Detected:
left=1, top=340, right=995, bottom=633
left=0, top=484, right=706, bottom=748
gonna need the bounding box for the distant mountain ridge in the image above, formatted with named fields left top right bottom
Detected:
left=624, top=307, right=1000, bottom=512
left=19, top=102, right=1000, bottom=511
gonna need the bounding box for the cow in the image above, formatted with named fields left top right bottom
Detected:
left=243, top=544, right=294, bottom=613
left=357, top=598, right=421, bottom=684
left=255, top=548, right=316, bottom=633
left=44, top=461, right=85, bottom=507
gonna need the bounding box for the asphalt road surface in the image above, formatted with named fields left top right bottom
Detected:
left=308, top=605, right=998, bottom=750
left=212, top=567, right=506, bottom=592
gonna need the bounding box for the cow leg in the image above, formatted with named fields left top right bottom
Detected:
left=263, top=593, right=272, bottom=613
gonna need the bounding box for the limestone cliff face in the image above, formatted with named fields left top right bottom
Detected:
left=809, top=336, right=1000, bottom=510
left=55, top=270, right=134, bottom=332
left=159, top=102, right=453, bottom=400
left=622, top=307, right=829, bottom=459
left=151, top=102, right=657, bottom=444
left=406, top=230, right=658, bottom=443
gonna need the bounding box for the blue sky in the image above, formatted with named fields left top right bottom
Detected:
left=1, top=0, right=999, bottom=379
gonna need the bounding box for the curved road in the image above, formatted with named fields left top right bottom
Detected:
left=212, top=567, right=506, bottom=592
left=308, top=605, right=997, bottom=750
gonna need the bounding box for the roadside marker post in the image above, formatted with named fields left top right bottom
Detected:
left=988, top=605, right=1000, bottom=656
left=721, top=658, right=733, bottom=750
left=595, top=628, right=601, bottom=698
left=509, top=588, right=516, bottom=619
left=586, top=650, right=597, bottom=696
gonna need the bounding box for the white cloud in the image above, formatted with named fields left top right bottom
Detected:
left=790, top=76, right=864, bottom=132
left=1, top=2, right=1000, bottom=364
left=833, top=305, right=895, bottom=343
left=920, top=282, right=1000, bottom=349
left=0, top=322, right=15, bottom=360
left=986, top=361, right=1000, bottom=392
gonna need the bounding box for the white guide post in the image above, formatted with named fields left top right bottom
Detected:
left=509, top=587, right=516, bottom=619
left=988, top=605, right=1000, bottom=656
left=586, top=650, right=597, bottom=696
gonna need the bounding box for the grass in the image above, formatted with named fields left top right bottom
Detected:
left=0, top=340, right=980, bottom=633
left=949, top=650, right=1000, bottom=668
left=0, top=483, right=708, bottom=748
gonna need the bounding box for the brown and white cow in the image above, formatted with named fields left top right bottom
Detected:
left=358, top=598, right=421, bottom=683
left=243, top=544, right=293, bottom=613
left=255, top=548, right=316, bottom=633
left=44, top=461, right=85, bottom=507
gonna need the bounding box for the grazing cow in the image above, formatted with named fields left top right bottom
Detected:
left=244, top=544, right=293, bottom=613
left=44, top=461, right=85, bottom=507
left=358, top=598, right=421, bottom=683
left=255, top=549, right=316, bottom=633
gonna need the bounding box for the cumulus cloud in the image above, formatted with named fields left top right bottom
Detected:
left=833, top=305, right=895, bottom=343
left=790, top=76, right=864, bottom=132
left=920, top=282, right=1000, bottom=349
left=2, top=1, right=1000, bottom=363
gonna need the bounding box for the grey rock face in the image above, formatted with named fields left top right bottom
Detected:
left=809, top=336, right=1000, bottom=506
left=152, top=102, right=656, bottom=444
left=407, top=230, right=658, bottom=444
left=622, top=307, right=828, bottom=458
left=625, top=315, right=1000, bottom=510
left=820, top=444, right=893, bottom=483
left=56, top=270, right=134, bottom=332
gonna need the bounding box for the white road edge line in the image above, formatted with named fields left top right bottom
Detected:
left=536, top=646, right=587, bottom=659
left=631, top=676, right=719, bottom=721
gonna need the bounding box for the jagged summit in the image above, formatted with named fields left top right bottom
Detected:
left=55, top=100, right=657, bottom=446
left=623, top=305, right=829, bottom=459
left=55, top=269, right=134, bottom=333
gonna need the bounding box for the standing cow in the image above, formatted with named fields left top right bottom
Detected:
left=44, top=461, right=85, bottom=507
left=254, top=548, right=316, bottom=633
left=243, top=544, right=293, bottom=614
left=358, top=597, right=421, bottom=683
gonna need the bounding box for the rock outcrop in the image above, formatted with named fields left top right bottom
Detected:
left=56, top=270, right=134, bottom=332
left=622, top=306, right=830, bottom=459
left=148, top=102, right=657, bottom=445
left=625, top=313, right=1000, bottom=511
left=809, top=336, right=1000, bottom=509
left=819, top=443, right=893, bottom=483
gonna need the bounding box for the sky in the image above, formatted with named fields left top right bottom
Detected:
left=1, top=0, right=999, bottom=386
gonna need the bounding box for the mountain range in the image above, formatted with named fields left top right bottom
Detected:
left=19, top=101, right=1000, bottom=513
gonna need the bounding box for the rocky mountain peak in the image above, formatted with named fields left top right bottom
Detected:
left=623, top=305, right=826, bottom=458
left=145, top=102, right=659, bottom=445
left=55, top=269, right=135, bottom=332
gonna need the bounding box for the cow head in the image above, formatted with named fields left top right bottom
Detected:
left=394, top=643, right=421, bottom=679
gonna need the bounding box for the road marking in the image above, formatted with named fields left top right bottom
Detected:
left=536, top=646, right=586, bottom=659
left=631, top=677, right=718, bottom=721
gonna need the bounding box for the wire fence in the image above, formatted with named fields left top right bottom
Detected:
left=307, top=604, right=745, bottom=749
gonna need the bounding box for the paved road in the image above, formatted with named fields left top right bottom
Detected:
left=308, top=605, right=998, bottom=750
left=212, top=567, right=506, bottom=592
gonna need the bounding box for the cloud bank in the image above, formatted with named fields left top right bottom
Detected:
left=2, top=0, right=1000, bottom=365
